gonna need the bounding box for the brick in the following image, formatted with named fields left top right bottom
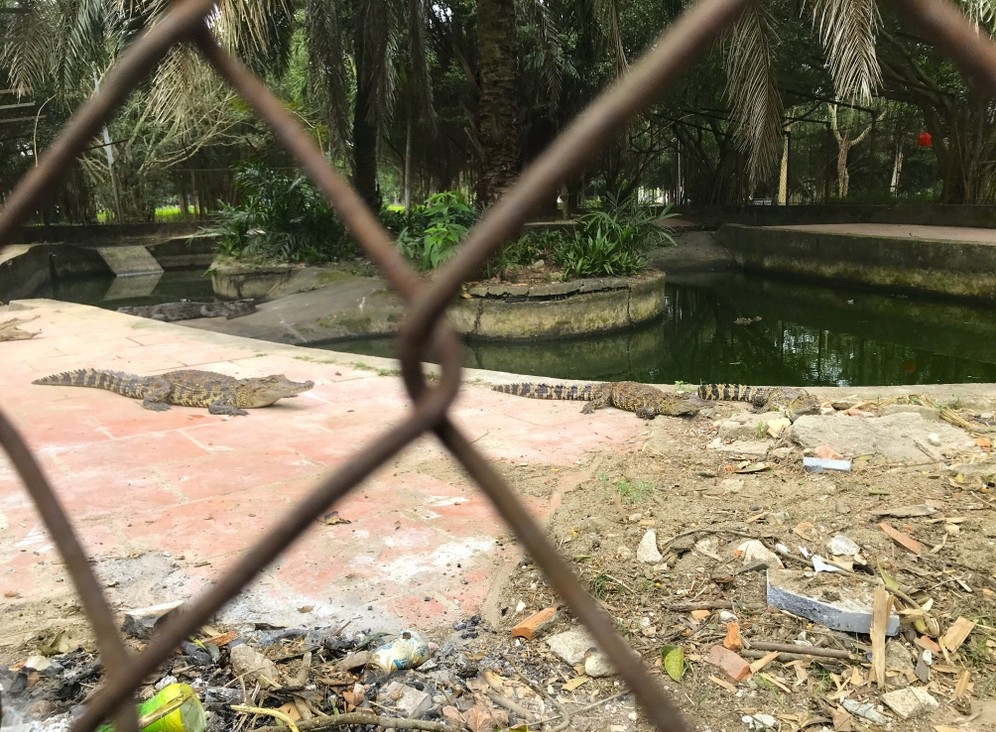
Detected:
left=511, top=606, right=558, bottom=640
left=706, top=644, right=751, bottom=682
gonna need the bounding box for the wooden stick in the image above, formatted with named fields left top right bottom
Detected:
left=748, top=641, right=851, bottom=659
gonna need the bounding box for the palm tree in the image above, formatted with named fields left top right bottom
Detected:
left=2, top=0, right=435, bottom=215
left=725, top=0, right=995, bottom=199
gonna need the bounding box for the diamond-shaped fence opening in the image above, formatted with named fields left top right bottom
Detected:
left=1, top=1, right=994, bottom=730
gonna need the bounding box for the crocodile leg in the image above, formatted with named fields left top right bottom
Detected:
left=141, top=378, right=173, bottom=411
left=580, top=384, right=613, bottom=414
left=207, top=399, right=249, bottom=417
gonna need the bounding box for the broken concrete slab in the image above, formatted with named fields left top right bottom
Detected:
left=789, top=412, right=979, bottom=462
left=766, top=569, right=900, bottom=636
left=880, top=687, right=939, bottom=719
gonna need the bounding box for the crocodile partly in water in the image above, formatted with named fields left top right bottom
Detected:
left=117, top=299, right=256, bottom=322
left=492, top=381, right=700, bottom=420
left=697, top=383, right=820, bottom=421
left=32, top=368, right=313, bottom=416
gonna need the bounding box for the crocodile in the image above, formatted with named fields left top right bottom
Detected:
left=32, top=368, right=314, bottom=416
left=697, top=383, right=820, bottom=421
left=117, top=299, right=256, bottom=322
left=492, top=381, right=700, bottom=420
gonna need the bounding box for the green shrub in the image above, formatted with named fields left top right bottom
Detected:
left=498, top=200, right=677, bottom=280
left=395, top=192, right=477, bottom=271
left=203, top=163, right=356, bottom=264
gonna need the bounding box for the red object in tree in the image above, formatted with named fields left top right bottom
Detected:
left=917, top=131, right=932, bottom=147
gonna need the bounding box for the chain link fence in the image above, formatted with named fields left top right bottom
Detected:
left=1, top=1, right=994, bottom=730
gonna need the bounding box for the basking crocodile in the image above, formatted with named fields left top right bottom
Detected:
left=492, top=381, right=700, bottom=420
left=117, top=299, right=256, bottom=322
left=697, top=384, right=820, bottom=421
left=32, top=368, right=313, bottom=416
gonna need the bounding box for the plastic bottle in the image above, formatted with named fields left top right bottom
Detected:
left=95, top=683, right=205, bottom=732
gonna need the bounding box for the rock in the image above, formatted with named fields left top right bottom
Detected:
left=879, top=404, right=940, bottom=421
left=949, top=461, right=996, bottom=481
left=718, top=419, right=765, bottom=442
left=708, top=440, right=770, bottom=458
left=790, top=413, right=978, bottom=462
left=881, top=687, right=939, bottom=719
left=378, top=681, right=433, bottom=718
left=22, top=656, right=52, bottom=672
left=584, top=651, right=616, bottom=677
left=546, top=628, right=595, bottom=666
left=884, top=639, right=912, bottom=672
left=720, top=478, right=745, bottom=493
left=737, top=539, right=784, bottom=568
left=827, top=534, right=860, bottom=557
left=636, top=529, right=663, bottom=564
left=743, top=713, right=778, bottom=730
left=229, top=644, right=281, bottom=687
left=766, top=569, right=900, bottom=635
left=766, top=417, right=791, bottom=437
left=120, top=600, right=185, bottom=639
left=841, top=699, right=888, bottom=725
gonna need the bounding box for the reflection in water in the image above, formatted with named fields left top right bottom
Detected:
left=331, top=272, right=996, bottom=386
left=32, top=269, right=216, bottom=309
left=38, top=267, right=996, bottom=386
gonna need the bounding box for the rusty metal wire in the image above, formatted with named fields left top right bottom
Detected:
left=2, top=1, right=996, bottom=731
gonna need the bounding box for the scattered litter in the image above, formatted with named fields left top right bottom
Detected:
left=368, top=630, right=431, bottom=673
left=841, top=698, right=889, bottom=725
left=742, top=713, right=778, bottom=730
left=803, top=456, right=852, bottom=472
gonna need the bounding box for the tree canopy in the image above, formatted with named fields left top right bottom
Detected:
left=0, top=0, right=994, bottom=223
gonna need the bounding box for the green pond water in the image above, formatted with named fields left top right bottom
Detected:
left=322, top=272, right=996, bottom=387
left=36, top=269, right=996, bottom=387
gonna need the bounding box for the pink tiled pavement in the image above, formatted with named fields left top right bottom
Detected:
left=0, top=299, right=647, bottom=637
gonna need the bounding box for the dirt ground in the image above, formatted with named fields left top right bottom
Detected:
left=3, top=391, right=996, bottom=731
left=480, top=394, right=996, bottom=732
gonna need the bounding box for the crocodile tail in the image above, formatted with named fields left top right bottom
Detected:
left=697, top=383, right=758, bottom=402
left=492, top=383, right=594, bottom=401
left=33, top=368, right=146, bottom=397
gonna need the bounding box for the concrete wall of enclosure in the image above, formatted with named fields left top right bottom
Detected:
left=1, top=1, right=994, bottom=731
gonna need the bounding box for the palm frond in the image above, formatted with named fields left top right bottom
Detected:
left=725, top=1, right=784, bottom=184
left=807, top=0, right=881, bottom=104
left=404, top=0, right=437, bottom=132
left=215, top=0, right=295, bottom=75
left=1, top=0, right=55, bottom=96
left=305, top=0, right=351, bottom=147
left=356, top=0, right=400, bottom=126
left=959, top=0, right=996, bottom=28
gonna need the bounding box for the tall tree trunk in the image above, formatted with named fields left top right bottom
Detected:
left=889, top=143, right=903, bottom=195
left=475, top=0, right=520, bottom=206
left=403, top=111, right=412, bottom=210
left=352, top=15, right=381, bottom=212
